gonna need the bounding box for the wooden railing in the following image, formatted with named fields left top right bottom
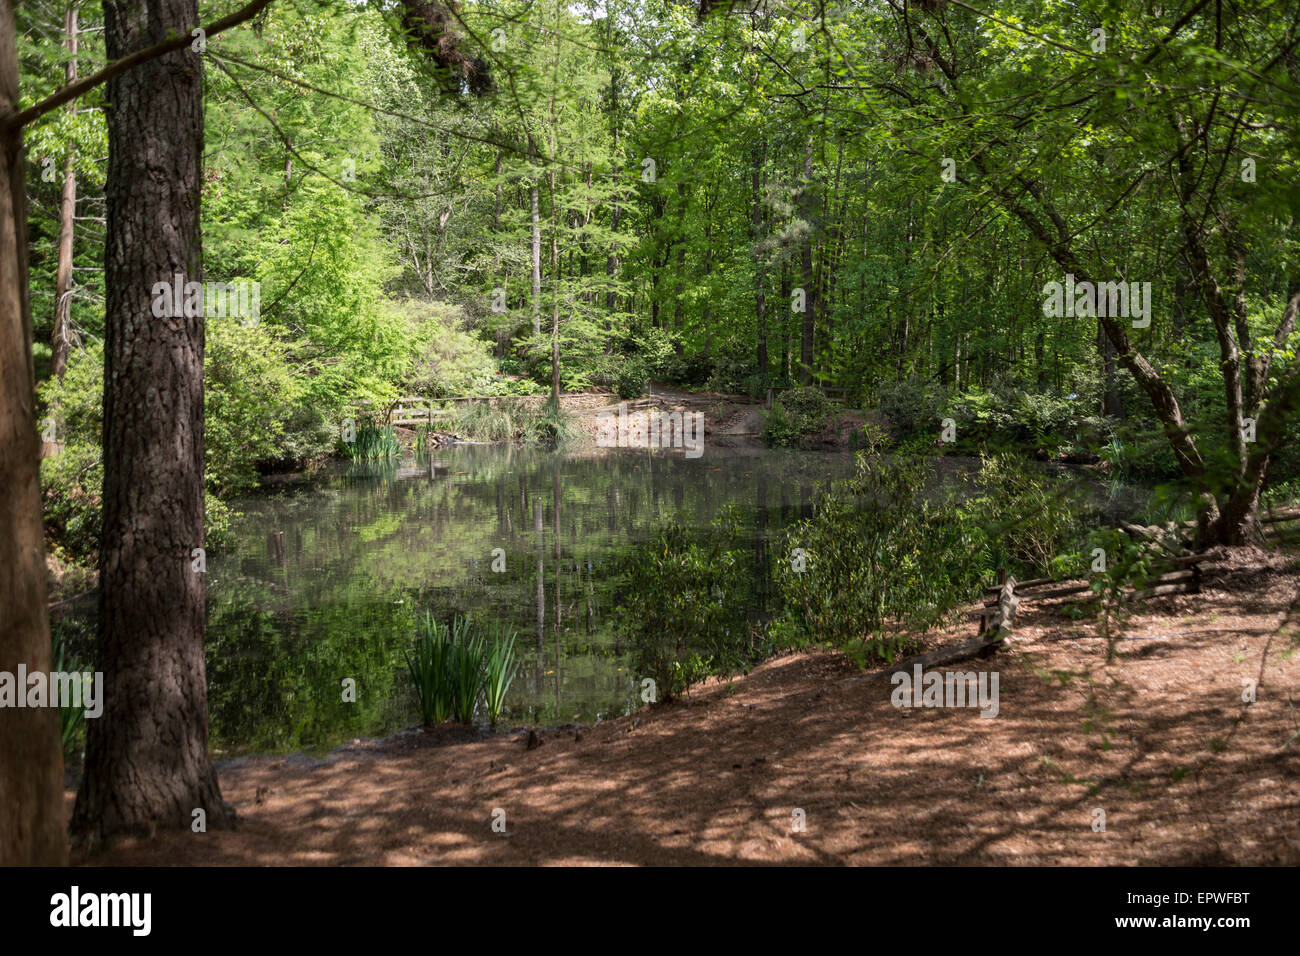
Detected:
left=356, top=394, right=543, bottom=427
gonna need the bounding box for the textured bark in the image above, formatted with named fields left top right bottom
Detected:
left=798, top=137, right=817, bottom=384
left=0, top=0, right=68, bottom=867
left=530, top=182, right=540, bottom=336
left=49, top=2, right=78, bottom=381
left=751, top=140, right=767, bottom=382
left=70, top=0, right=231, bottom=849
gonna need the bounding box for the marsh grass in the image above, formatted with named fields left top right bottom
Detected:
left=444, top=398, right=573, bottom=445
left=482, top=624, right=519, bottom=726
left=344, top=418, right=401, bottom=459
left=404, top=613, right=519, bottom=729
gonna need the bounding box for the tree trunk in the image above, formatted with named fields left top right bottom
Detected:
left=0, top=0, right=68, bottom=866
left=71, top=0, right=232, bottom=849
left=751, top=140, right=767, bottom=383
left=49, top=1, right=78, bottom=381
left=530, top=181, right=541, bottom=337
left=798, top=137, right=816, bottom=384
left=549, top=169, right=560, bottom=402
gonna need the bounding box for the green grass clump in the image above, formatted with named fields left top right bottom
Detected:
left=343, top=418, right=401, bottom=459
left=403, top=613, right=519, bottom=729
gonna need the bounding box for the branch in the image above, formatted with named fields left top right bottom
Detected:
left=5, top=0, right=275, bottom=132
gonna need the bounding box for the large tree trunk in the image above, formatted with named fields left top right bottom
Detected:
left=71, top=0, right=231, bottom=849
left=0, top=0, right=68, bottom=867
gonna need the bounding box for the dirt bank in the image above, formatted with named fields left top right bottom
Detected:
left=74, top=552, right=1300, bottom=866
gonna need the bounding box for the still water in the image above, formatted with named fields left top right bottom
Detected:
left=196, top=444, right=858, bottom=755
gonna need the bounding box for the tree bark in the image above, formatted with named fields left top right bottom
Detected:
left=530, top=180, right=541, bottom=337
left=0, top=0, right=68, bottom=866
left=71, top=0, right=232, bottom=849
left=798, top=136, right=817, bottom=383
left=50, top=1, right=78, bottom=382
left=751, top=139, right=767, bottom=382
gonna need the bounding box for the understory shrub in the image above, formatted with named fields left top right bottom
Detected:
left=616, top=358, right=648, bottom=399
left=763, top=386, right=836, bottom=447
left=961, top=453, right=1088, bottom=579
left=614, top=507, right=762, bottom=701
left=772, top=446, right=987, bottom=664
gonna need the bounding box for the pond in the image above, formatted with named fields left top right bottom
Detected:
left=52, top=442, right=1159, bottom=757
left=195, top=443, right=859, bottom=755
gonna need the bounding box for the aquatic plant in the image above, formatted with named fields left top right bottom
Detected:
left=404, top=612, right=455, bottom=727
left=482, top=624, right=519, bottom=727
left=344, top=418, right=401, bottom=460
left=448, top=615, right=486, bottom=725
left=403, top=614, right=518, bottom=728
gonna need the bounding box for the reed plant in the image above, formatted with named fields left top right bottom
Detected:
left=403, top=613, right=518, bottom=729
left=344, top=418, right=402, bottom=459
left=404, top=612, right=455, bottom=727
left=482, top=624, right=519, bottom=726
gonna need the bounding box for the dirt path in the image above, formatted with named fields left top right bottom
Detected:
left=75, top=554, right=1300, bottom=866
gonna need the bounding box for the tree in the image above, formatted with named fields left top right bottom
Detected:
left=69, top=0, right=231, bottom=846
left=2, top=0, right=274, bottom=862
left=0, top=0, right=66, bottom=867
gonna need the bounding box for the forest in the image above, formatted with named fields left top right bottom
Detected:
left=2, top=0, right=1298, bottom=871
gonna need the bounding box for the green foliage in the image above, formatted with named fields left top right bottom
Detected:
left=204, top=319, right=301, bottom=493
left=1086, top=530, right=1163, bottom=663
left=403, top=613, right=517, bottom=727
left=615, top=358, right=648, bottom=399
left=763, top=387, right=835, bottom=448
left=449, top=616, right=487, bottom=725
left=614, top=507, right=760, bottom=701
left=52, top=626, right=86, bottom=759
left=342, top=419, right=401, bottom=460
left=37, top=347, right=102, bottom=564
left=962, top=454, right=1087, bottom=578
left=482, top=625, right=519, bottom=727
left=405, top=612, right=455, bottom=727
left=624, top=326, right=679, bottom=379
left=443, top=398, right=569, bottom=444
left=773, top=448, right=986, bottom=663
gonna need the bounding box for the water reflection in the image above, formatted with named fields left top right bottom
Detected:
left=196, top=444, right=858, bottom=754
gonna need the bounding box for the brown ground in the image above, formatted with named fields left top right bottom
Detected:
left=74, top=550, right=1300, bottom=866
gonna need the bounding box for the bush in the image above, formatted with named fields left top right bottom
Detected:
left=614, top=508, right=761, bottom=701
left=661, top=351, right=714, bottom=387
left=876, top=376, right=944, bottom=439
left=763, top=386, right=835, bottom=448
left=615, top=359, right=648, bottom=399
left=961, top=453, right=1087, bottom=578
left=703, top=340, right=759, bottom=395
left=205, top=318, right=301, bottom=492
left=624, top=326, right=678, bottom=378
left=772, top=446, right=987, bottom=664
